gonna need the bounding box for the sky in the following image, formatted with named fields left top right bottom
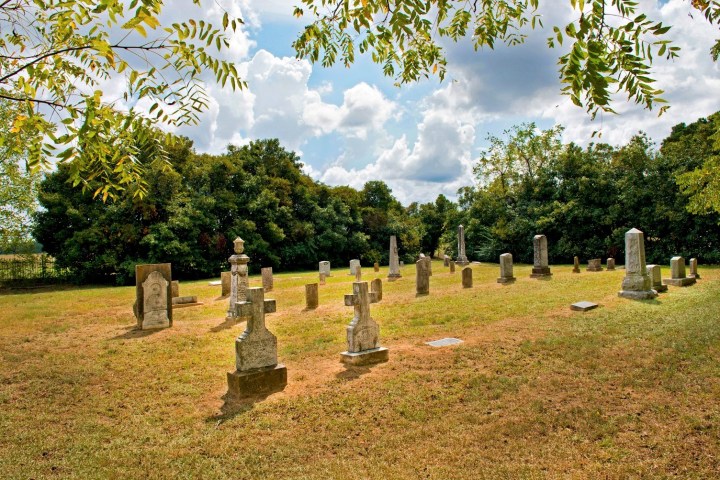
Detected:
left=144, top=0, right=720, bottom=204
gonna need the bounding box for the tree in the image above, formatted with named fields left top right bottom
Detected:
left=1, top=0, right=244, bottom=199
left=293, top=0, right=720, bottom=118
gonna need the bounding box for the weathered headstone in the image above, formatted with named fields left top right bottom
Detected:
left=572, top=256, right=580, bottom=273
left=606, top=258, right=616, bottom=271
left=646, top=264, right=668, bottom=293
left=373, top=262, right=380, bottom=272
left=221, top=271, right=231, bottom=297
left=227, top=287, right=287, bottom=397
left=261, top=267, right=273, bottom=292
left=456, top=224, right=470, bottom=266
left=134, top=263, right=172, bottom=330
left=319, top=260, right=331, bottom=277
left=443, top=255, right=450, bottom=267
left=226, top=237, right=250, bottom=322
left=319, top=272, right=326, bottom=285
left=586, top=258, right=603, bottom=272
left=371, top=278, right=383, bottom=301
left=416, top=258, right=430, bottom=296
left=449, top=260, right=456, bottom=273
left=388, top=235, right=402, bottom=281
left=172, top=295, right=202, bottom=308
left=662, top=256, right=696, bottom=287
left=530, top=235, right=552, bottom=278
left=349, top=259, right=360, bottom=276
left=618, top=228, right=658, bottom=300
left=461, top=267, right=472, bottom=288
left=341, top=282, right=389, bottom=366
left=399, top=261, right=405, bottom=268
left=570, top=301, right=598, bottom=312
left=171, top=280, right=180, bottom=298
left=305, top=283, right=319, bottom=310
left=497, top=253, right=516, bottom=284
left=355, top=267, right=362, bottom=282
left=688, top=258, right=700, bottom=279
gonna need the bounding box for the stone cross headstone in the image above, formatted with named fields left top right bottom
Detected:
left=305, top=283, right=319, bottom=310
left=134, top=263, right=172, bottom=330
left=443, top=255, right=450, bottom=267
left=349, top=259, right=360, bottom=276
left=662, top=256, right=696, bottom=287
left=497, top=253, right=516, bottom=284
left=319, top=261, right=331, bottom=277
left=226, top=237, right=250, bottom=322
left=456, top=224, right=470, bottom=266
left=221, top=271, right=231, bottom=297
left=261, top=267, right=273, bottom=292
left=646, top=264, right=668, bottom=292
left=388, top=236, right=402, bottom=280
left=586, top=258, right=603, bottom=272
left=618, top=228, right=658, bottom=300
left=688, top=258, right=700, bottom=279
left=607, top=258, right=616, bottom=271
left=530, top=235, right=552, bottom=278
left=171, top=280, right=180, bottom=298
left=416, top=258, right=430, bottom=296
left=373, top=262, right=380, bottom=272
left=461, top=267, right=473, bottom=288
left=227, top=287, right=287, bottom=397
left=449, top=260, right=456, bottom=273
left=572, top=256, right=580, bottom=273
left=371, top=278, right=383, bottom=301
left=341, top=282, right=389, bottom=365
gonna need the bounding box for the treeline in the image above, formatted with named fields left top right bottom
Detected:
left=33, top=112, right=720, bottom=284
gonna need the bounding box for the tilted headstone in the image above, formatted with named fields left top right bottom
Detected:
left=662, top=256, right=696, bottom=287
left=373, top=262, right=380, bottom=272
left=416, top=258, right=430, bottom=296
left=449, top=260, right=456, bottom=273
left=221, top=271, right=231, bottom=297
left=572, top=256, right=580, bottom=273
left=586, top=258, right=603, bottom=272
left=618, top=228, right=658, bottom=300
left=443, top=255, right=450, bottom=267
left=371, top=278, right=383, bottom=302
left=227, top=287, right=287, bottom=397
left=226, top=237, right=250, bottom=322
left=688, top=258, right=700, bottom=279
left=341, top=282, right=389, bottom=365
left=319, top=261, right=331, bottom=277
left=171, top=280, right=180, bottom=298
left=530, top=235, right=552, bottom=278
left=606, top=258, right=616, bottom=271
left=134, top=263, right=172, bottom=330
left=462, top=267, right=472, bottom=288
left=456, top=224, right=470, bottom=266
left=646, top=264, right=668, bottom=293
left=261, top=267, right=273, bottom=292
left=349, top=259, right=360, bottom=276
left=497, top=253, right=516, bottom=284
left=305, top=283, right=319, bottom=310
left=388, top=236, right=402, bottom=280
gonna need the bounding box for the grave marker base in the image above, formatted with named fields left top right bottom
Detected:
left=227, top=364, right=287, bottom=398
left=618, top=290, right=658, bottom=300
left=662, top=278, right=696, bottom=287
left=340, top=347, right=389, bottom=366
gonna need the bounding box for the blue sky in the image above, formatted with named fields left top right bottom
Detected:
left=154, top=0, right=720, bottom=204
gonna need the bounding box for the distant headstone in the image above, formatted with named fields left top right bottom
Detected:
left=261, top=267, right=274, bottom=292
left=497, top=253, right=516, bottom=284
left=355, top=267, right=362, bottom=282
left=305, top=283, right=319, bottom=310
left=461, top=267, right=473, bottom=288
left=572, top=256, right=580, bottom=273
left=319, top=261, right=331, bottom=277
left=341, top=282, right=389, bottom=366
left=319, top=272, right=326, bottom=285
left=371, top=278, right=383, bottom=301
left=227, top=287, right=287, bottom=397
left=171, top=280, right=180, bottom=298
left=570, top=301, right=598, bottom=312
left=416, top=258, right=430, bottom=296
left=134, top=263, right=172, bottom=330
left=606, top=258, right=616, bottom=271
left=662, top=256, right=696, bottom=287
left=227, top=237, right=250, bottom=322
left=618, top=228, right=658, bottom=300
left=586, top=258, right=603, bottom=272
left=172, top=295, right=203, bottom=308
left=456, top=224, right=470, bottom=266
left=388, top=236, right=402, bottom=280
left=221, top=271, right=231, bottom=297
left=443, top=255, right=450, bottom=267
left=426, top=338, right=463, bottom=347
left=399, top=261, right=404, bottom=268
left=688, top=258, right=700, bottom=279
left=530, top=235, right=552, bottom=278
left=449, top=260, right=456, bottom=273
left=349, top=259, right=361, bottom=276
left=646, top=264, right=668, bottom=293
left=374, top=262, right=380, bottom=272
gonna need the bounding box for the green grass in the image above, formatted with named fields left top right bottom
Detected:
left=1, top=262, right=719, bottom=478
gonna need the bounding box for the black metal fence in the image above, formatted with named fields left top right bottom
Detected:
left=0, top=255, right=71, bottom=285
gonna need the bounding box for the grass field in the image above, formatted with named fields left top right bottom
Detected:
left=1, top=262, right=719, bottom=479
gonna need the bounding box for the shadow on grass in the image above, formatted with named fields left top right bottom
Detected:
left=112, top=326, right=163, bottom=340
left=335, top=364, right=372, bottom=382
left=209, top=390, right=277, bottom=424
left=210, top=317, right=244, bottom=333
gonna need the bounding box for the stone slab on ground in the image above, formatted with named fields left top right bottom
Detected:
left=570, top=301, right=598, bottom=312
left=425, top=337, right=464, bottom=347
left=662, top=277, right=696, bottom=287
left=340, top=347, right=389, bottom=366
left=226, top=364, right=287, bottom=398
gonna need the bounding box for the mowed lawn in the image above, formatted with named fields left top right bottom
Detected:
left=1, top=262, right=719, bottom=479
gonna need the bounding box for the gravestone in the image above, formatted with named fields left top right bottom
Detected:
left=371, top=278, right=383, bottom=301
left=443, top=255, right=450, bottom=267
left=341, top=282, right=389, bottom=366
left=319, top=261, right=331, bottom=277
left=530, top=235, right=552, bottom=278
left=227, top=287, right=287, bottom=397
left=416, top=258, right=430, bottom=296
left=426, top=338, right=463, bottom=347
left=688, top=258, right=700, bottom=279
left=388, top=236, right=402, bottom=280
left=586, top=259, right=603, bottom=272
left=618, top=228, right=658, bottom=300
left=662, top=256, right=696, bottom=287
left=134, top=263, right=172, bottom=330
left=261, top=267, right=273, bottom=292
left=221, top=271, right=231, bottom=297
left=349, top=259, right=360, bottom=276
left=355, top=267, right=362, bottom=282
left=305, top=283, right=319, bottom=310
left=607, top=258, right=616, bottom=271
left=462, top=267, right=473, bottom=288
left=171, top=280, right=179, bottom=298
left=374, top=262, right=380, bottom=272
left=456, top=224, right=470, bottom=266
left=646, top=264, right=668, bottom=293
left=449, top=260, right=456, bottom=273
left=399, top=261, right=404, bottom=268
left=226, top=237, right=250, bottom=322
left=319, top=272, right=326, bottom=285
left=497, top=253, right=516, bottom=284
left=570, top=301, right=598, bottom=312
left=172, top=295, right=202, bottom=308
left=572, top=256, right=580, bottom=273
